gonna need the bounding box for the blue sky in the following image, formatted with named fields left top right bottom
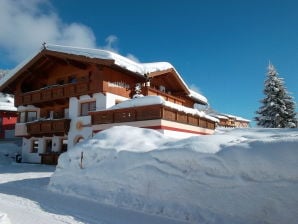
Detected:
left=0, top=0, right=297, bottom=124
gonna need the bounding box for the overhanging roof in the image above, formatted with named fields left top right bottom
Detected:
left=0, top=44, right=209, bottom=105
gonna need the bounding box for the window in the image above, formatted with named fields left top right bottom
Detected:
left=64, top=108, right=69, bottom=119
left=31, top=140, right=39, bottom=153
left=19, top=111, right=37, bottom=123
left=20, top=112, right=26, bottom=123
left=80, top=101, right=96, bottom=116
left=68, top=76, right=77, bottom=83
left=56, top=79, right=64, bottom=85
left=61, top=139, right=68, bottom=152
left=45, top=139, right=52, bottom=153
left=27, top=111, right=37, bottom=122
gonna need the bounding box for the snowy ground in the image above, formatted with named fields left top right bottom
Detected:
left=1, top=127, right=298, bottom=224
left=0, top=145, right=187, bottom=224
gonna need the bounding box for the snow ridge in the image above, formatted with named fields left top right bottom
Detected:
left=49, top=126, right=298, bottom=224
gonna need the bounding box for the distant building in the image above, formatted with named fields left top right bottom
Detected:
left=0, top=93, right=17, bottom=138
left=210, top=113, right=250, bottom=128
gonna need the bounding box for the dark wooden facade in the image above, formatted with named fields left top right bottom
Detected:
left=26, top=119, right=71, bottom=136
left=90, top=104, right=215, bottom=130
left=0, top=47, right=215, bottom=164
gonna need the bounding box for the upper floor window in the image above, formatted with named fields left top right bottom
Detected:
left=68, top=76, right=77, bottom=83
left=28, top=111, right=37, bottom=122
left=19, top=111, right=37, bottom=123
left=80, top=101, right=96, bottom=116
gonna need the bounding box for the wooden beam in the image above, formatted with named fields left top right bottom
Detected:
left=147, top=68, right=174, bottom=78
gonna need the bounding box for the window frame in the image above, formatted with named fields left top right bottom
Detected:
left=19, top=111, right=37, bottom=123
left=80, top=101, right=96, bottom=116
left=31, top=139, right=39, bottom=153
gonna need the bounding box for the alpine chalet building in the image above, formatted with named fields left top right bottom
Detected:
left=0, top=44, right=217, bottom=164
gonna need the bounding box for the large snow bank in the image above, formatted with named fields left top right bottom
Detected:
left=49, top=126, right=298, bottom=224
left=0, top=212, right=11, bottom=224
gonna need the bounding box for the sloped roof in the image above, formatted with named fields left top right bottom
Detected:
left=0, top=44, right=208, bottom=104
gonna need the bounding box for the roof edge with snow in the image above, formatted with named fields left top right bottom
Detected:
left=0, top=43, right=208, bottom=105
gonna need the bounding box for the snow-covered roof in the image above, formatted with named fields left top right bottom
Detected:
left=189, top=89, right=208, bottom=105
left=46, top=44, right=174, bottom=75
left=210, top=114, right=229, bottom=120
left=0, top=93, right=17, bottom=111
left=0, top=43, right=208, bottom=105
left=45, top=44, right=208, bottom=104
left=210, top=113, right=250, bottom=122
left=235, top=116, right=251, bottom=122
left=108, top=96, right=218, bottom=122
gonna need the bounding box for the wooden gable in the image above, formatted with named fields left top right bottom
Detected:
left=0, top=49, right=115, bottom=93
left=147, top=68, right=189, bottom=96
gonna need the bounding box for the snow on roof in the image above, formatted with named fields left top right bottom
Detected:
left=108, top=96, right=218, bottom=122
left=45, top=44, right=209, bottom=104
left=46, top=44, right=208, bottom=102
left=235, top=116, right=251, bottom=122
left=0, top=93, right=17, bottom=111
left=210, top=114, right=229, bottom=120
left=189, top=89, right=208, bottom=104
left=210, top=113, right=250, bottom=122
left=0, top=43, right=209, bottom=105
left=46, top=44, right=174, bottom=75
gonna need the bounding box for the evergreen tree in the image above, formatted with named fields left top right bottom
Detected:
left=255, top=63, right=297, bottom=128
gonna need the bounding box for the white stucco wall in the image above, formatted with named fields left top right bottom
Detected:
left=52, top=136, right=62, bottom=152
left=67, top=93, right=128, bottom=150
left=21, top=137, right=41, bottom=163
left=20, top=92, right=130, bottom=162
left=68, top=95, right=92, bottom=149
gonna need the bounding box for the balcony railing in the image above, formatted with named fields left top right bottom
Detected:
left=15, top=82, right=99, bottom=106
left=26, top=119, right=71, bottom=136
left=90, top=104, right=215, bottom=130
left=142, top=86, right=185, bottom=105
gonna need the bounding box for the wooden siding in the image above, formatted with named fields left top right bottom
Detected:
left=90, top=104, right=215, bottom=130
left=26, top=119, right=71, bottom=136
left=102, top=66, right=143, bottom=98
left=142, top=86, right=185, bottom=105
left=15, top=82, right=100, bottom=106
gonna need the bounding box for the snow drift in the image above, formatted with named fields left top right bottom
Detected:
left=0, top=143, right=21, bottom=166
left=49, top=126, right=298, bottom=224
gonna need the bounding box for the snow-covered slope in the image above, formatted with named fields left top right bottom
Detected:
left=49, top=126, right=298, bottom=224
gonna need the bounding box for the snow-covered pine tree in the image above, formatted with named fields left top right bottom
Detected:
left=255, top=63, right=297, bottom=128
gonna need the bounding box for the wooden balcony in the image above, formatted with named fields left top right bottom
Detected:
left=142, top=86, right=185, bottom=105
left=15, top=82, right=100, bottom=106
left=26, top=119, right=71, bottom=136
left=90, top=104, right=215, bottom=130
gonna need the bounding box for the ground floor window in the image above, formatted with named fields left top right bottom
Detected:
left=45, top=139, right=52, bottom=153
left=61, top=139, right=68, bottom=152
left=31, top=140, right=38, bottom=153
